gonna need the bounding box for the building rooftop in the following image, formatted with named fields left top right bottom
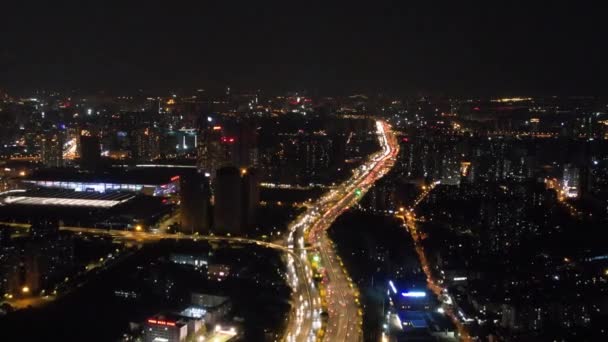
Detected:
left=24, top=167, right=193, bottom=186
left=179, top=306, right=207, bottom=319
left=0, top=189, right=134, bottom=208
left=398, top=311, right=429, bottom=329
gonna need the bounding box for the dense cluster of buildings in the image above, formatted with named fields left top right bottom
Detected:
left=2, top=88, right=607, bottom=340
left=0, top=220, right=73, bottom=298
left=367, top=95, right=608, bottom=340
left=0, top=89, right=379, bottom=237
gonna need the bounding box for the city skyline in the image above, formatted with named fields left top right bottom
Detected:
left=1, top=3, right=607, bottom=342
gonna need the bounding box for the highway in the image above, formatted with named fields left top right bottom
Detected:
left=285, top=120, right=399, bottom=341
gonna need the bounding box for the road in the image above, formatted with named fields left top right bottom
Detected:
left=285, top=120, right=399, bottom=341
left=395, top=184, right=472, bottom=341
left=0, top=222, right=314, bottom=338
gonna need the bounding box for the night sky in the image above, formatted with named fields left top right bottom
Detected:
left=1, top=2, right=605, bottom=95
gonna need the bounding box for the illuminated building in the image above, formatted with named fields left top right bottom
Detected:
left=144, top=315, right=188, bottom=342
left=198, top=124, right=236, bottom=179
left=562, top=164, right=580, bottom=198
left=171, top=128, right=198, bottom=155
left=21, top=168, right=180, bottom=196
left=169, top=254, right=208, bottom=267
left=132, top=126, right=161, bottom=162
left=198, top=122, right=258, bottom=179
left=190, top=293, right=232, bottom=325
left=207, top=264, right=230, bottom=281
left=39, top=131, right=64, bottom=167
left=1, top=189, right=135, bottom=209
left=143, top=303, right=213, bottom=341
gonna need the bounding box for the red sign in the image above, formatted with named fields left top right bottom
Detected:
left=148, top=319, right=176, bottom=326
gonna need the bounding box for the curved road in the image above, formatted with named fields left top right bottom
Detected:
left=287, top=120, right=399, bottom=342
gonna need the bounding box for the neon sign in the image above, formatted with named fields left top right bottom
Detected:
left=148, top=319, right=176, bottom=326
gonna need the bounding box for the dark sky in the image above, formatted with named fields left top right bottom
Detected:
left=1, top=2, right=606, bottom=95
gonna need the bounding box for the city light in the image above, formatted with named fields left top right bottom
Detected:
left=401, top=291, right=426, bottom=298
left=21, top=286, right=30, bottom=294
left=2, top=196, right=133, bottom=208
left=389, top=280, right=397, bottom=294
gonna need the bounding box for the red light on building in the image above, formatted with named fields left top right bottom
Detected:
left=473, top=106, right=480, bottom=111
left=402, top=137, right=409, bottom=142
left=170, top=175, right=180, bottom=182
left=148, top=320, right=175, bottom=326
left=220, top=136, right=236, bottom=144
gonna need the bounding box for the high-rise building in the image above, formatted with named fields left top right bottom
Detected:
left=213, top=167, right=242, bottom=234
left=241, top=168, right=259, bottom=229
left=132, top=126, right=161, bottom=162
left=198, top=122, right=258, bottom=179
left=562, top=164, right=580, bottom=198
left=198, top=125, right=238, bottom=179
left=40, top=131, right=64, bottom=167
left=179, top=173, right=211, bottom=234
left=79, top=134, right=101, bottom=170
left=213, top=166, right=259, bottom=235
left=173, top=128, right=198, bottom=155
left=236, top=122, right=258, bottom=167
